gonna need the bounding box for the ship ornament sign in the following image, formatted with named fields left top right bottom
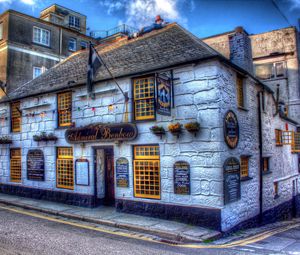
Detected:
left=65, top=123, right=138, bottom=143
left=224, top=110, right=239, bottom=149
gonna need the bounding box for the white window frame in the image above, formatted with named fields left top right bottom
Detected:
left=80, top=41, right=87, bottom=50
left=69, top=16, right=80, bottom=29
left=68, top=38, right=77, bottom=52
left=255, top=61, right=286, bottom=80
left=0, top=23, right=3, bottom=40
left=33, top=66, right=47, bottom=79
left=33, top=26, right=50, bottom=47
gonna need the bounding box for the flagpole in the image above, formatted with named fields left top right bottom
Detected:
left=90, top=43, right=129, bottom=102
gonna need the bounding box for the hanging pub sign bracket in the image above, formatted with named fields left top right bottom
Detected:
left=65, top=123, right=138, bottom=144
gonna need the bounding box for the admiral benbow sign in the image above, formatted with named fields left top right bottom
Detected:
left=65, top=123, right=138, bottom=143
left=224, top=110, right=239, bottom=149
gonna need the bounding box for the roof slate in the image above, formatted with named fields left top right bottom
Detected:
left=7, top=23, right=219, bottom=100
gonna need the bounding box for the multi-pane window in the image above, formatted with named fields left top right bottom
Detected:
left=255, top=62, right=286, bottom=80
left=81, top=41, right=87, bottom=50
left=133, top=77, right=155, bottom=120
left=275, top=129, right=283, bottom=146
left=33, top=66, right=47, bottom=79
left=240, top=156, right=249, bottom=178
left=33, top=27, right=50, bottom=46
left=0, top=23, right=3, bottom=40
left=56, top=147, right=74, bottom=189
left=10, top=148, right=21, bottom=183
left=292, top=132, right=300, bottom=153
left=236, top=74, right=244, bottom=108
left=68, top=38, right=77, bottom=51
left=134, top=145, right=160, bottom=199
left=263, top=157, right=270, bottom=173
left=69, top=16, right=80, bottom=29
left=11, top=101, right=21, bottom=132
left=57, top=92, right=72, bottom=127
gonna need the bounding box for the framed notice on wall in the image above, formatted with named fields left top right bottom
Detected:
left=174, top=161, right=190, bottom=195
left=116, top=157, right=129, bottom=187
left=27, top=149, right=45, bottom=181
left=75, top=159, right=89, bottom=186
left=224, top=157, right=241, bottom=204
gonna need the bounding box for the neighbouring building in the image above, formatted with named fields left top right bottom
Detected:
left=203, top=26, right=300, bottom=123
left=0, top=4, right=96, bottom=95
left=0, top=23, right=299, bottom=233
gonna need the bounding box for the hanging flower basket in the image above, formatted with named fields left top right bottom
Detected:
left=150, top=126, right=165, bottom=139
left=0, top=136, right=12, bottom=144
left=184, top=122, right=200, bottom=136
left=168, top=123, right=182, bottom=138
left=33, top=132, right=58, bottom=142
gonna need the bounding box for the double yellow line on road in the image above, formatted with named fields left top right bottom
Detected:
left=0, top=204, right=299, bottom=249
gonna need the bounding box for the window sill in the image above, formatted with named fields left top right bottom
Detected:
left=32, top=42, right=51, bottom=49
left=238, top=106, right=249, bottom=112
left=241, top=176, right=253, bottom=182
left=263, top=170, right=272, bottom=175
left=55, top=126, right=73, bottom=130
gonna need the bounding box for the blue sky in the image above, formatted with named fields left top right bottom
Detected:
left=0, top=0, right=298, bottom=37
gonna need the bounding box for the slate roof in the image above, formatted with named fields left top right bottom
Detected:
left=7, top=23, right=220, bottom=100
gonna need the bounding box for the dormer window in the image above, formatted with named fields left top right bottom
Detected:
left=69, top=16, right=80, bottom=29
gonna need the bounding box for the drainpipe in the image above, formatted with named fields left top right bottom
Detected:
left=257, top=91, right=263, bottom=223
left=59, top=28, right=63, bottom=61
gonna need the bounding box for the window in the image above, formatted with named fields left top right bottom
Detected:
left=275, top=129, right=283, bottom=146
left=56, top=147, right=74, bottom=189
left=133, top=76, right=155, bottom=120
left=263, top=157, right=270, bottom=173
left=255, top=62, right=286, bottom=80
left=81, top=41, right=87, bottom=50
left=240, top=156, right=249, bottom=179
left=11, top=101, right=21, bottom=132
left=236, top=74, right=244, bottom=108
left=10, top=148, right=21, bottom=183
left=68, top=38, right=77, bottom=51
left=33, top=27, right=50, bottom=46
left=57, top=92, right=72, bottom=127
left=133, top=145, right=160, bottom=199
left=274, top=182, right=279, bottom=198
left=292, top=132, right=300, bottom=153
left=0, top=22, right=3, bottom=40
left=69, top=16, right=80, bottom=29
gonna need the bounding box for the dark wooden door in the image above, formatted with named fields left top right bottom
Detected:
left=105, top=150, right=115, bottom=205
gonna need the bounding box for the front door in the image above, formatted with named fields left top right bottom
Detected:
left=104, top=149, right=115, bottom=205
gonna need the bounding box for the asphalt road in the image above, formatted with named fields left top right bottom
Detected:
left=0, top=205, right=299, bottom=255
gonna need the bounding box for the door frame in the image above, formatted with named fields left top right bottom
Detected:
left=93, top=146, right=114, bottom=207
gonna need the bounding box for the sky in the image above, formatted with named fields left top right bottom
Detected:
left=0, top=0, right=299, bottom=38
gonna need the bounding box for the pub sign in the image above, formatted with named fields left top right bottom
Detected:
left=174, top=161, right=190, bottom=195
left=156, top=75, right=171, bottom=116
left=224, top=110, right=239, bottom=149
left=27, top=149, right=45, bottom=181
left=65, top=123, right=138, bottom=144
left=224, top=157, right=241, bottom=204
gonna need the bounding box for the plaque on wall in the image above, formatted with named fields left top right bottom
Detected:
left=224, top=157, right=241, bottom=204
left=65, top=123, right=138, bottom=144
left=75, top=159, right=89, bottom=186
left=27, top=149, right=45, bottom=181
left=224, top=110, right=239, bottom=149
left=116, top=157, right=129, bottom=187
left=156, top=75, right=171, bottom=116
left=174, top=161, right=190, bottom=195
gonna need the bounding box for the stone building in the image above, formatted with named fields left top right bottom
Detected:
left=203, top=26, right=300, bottom=123
left=0, top=23, right=299, bottom=232
left=0, top=4, right=96, bottom=95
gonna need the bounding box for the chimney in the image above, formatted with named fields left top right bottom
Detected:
left=229, top=26, right=253, bottom=74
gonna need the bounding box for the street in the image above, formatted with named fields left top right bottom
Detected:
left=0, top=204, right=299, bottom=255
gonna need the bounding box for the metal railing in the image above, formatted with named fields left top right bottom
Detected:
left=90, top=24, right=138, bottom=39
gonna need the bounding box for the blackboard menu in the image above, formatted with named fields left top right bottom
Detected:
left=224, top=157, right=241, bottom=204
left=27, top=149, right=45, bottom=181
left=75, top=159, right=89, bottom=186
left=224, top=110, right=239, bottom=149
left=116, top=157, right=129, bottom=187
left=174, top=161, right=190, bottom=195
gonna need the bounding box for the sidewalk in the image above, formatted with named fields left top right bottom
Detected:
left=0, top=193, right=221, bottom=243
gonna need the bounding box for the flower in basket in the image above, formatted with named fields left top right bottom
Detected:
left=40, top=132, right=48, bottom=141
left=47, top=133, right=58, bottom=141
left=184, top=122, right=200, bottom=132
left=0, top=136, right=12, bottom=144
left=33, top=134, right=42, bottom=142
left=150, top=125, right=165, bottom=134
left=168, top=123, right=182, bottom=133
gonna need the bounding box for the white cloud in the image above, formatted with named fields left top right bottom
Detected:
left=99, top=0, right=193, bottom=29
left=0, top=0, right=12, bottom=3
left=0, top=0, right=38, bottom=6
left=289, top=0, right=300, bottom=9
left=20, top=0, right=36, bottom=5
